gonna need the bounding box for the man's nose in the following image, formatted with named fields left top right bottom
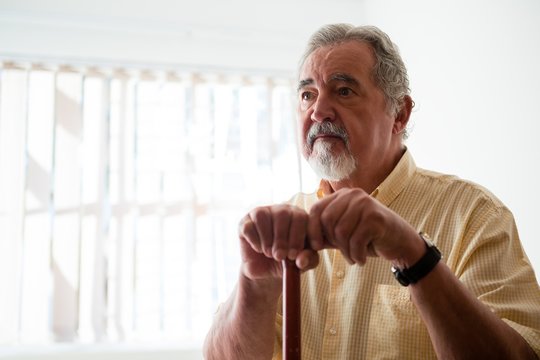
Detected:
left=310, top=93, right=335, bottom=123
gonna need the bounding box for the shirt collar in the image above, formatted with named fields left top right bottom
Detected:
left=316, top=149, right=417, bottom=207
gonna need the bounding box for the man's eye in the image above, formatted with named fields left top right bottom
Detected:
left=338, top=87, right=352, bottom=96
left=301, top=91, right=313, bottom=101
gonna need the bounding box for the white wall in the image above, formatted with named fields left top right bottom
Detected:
left=0, top=0, right=538, bottom=274
left=363, top=0, right=540, bottom=272
left=0, top=0, right=363, bottom=74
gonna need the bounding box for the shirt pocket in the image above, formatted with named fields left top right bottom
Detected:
left=365, top=284, right=436, bottom=360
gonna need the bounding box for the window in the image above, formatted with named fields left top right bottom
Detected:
left=0, top=61, right=316, bottom=347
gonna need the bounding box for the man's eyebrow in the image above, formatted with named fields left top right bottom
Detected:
left=330, top=73, right=360, bottom=86
left=297, top=78, right=313, bottom=92
left=297, top=74, right=360, bottom=92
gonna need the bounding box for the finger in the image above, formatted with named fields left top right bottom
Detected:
left=271, top=205, right=292, bottom=261
left=295, top=249, right=320, bottom=271
left=238, top=214, right=262, bottom=253
left=287, top=208, right=308, bottom=260
left=319, top=201, right=346, bottom=246
left=333, top=194, right=367, bottom=264
left=307, top=197, right=332, bottom=250
left=348, top=205, right=373, bottom=265
left=367, top=242, right=377, bottom=257
left=319, top=191, right=355, bottom=255
left=349, top=221, right=379, bottom=264
left=349, top=226, right=369, bottom=266
left=250, top=207, right=274, bottom=258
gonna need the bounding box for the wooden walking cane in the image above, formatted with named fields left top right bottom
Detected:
left=282, top=259, right=301, bottom=360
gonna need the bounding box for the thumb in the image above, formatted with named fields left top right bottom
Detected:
left=295, top=249, right=320, bottom=271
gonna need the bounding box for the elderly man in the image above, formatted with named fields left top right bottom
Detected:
left=203, top=24, right=540, bottom=359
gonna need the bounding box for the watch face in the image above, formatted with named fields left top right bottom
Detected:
left=391, top=266, right=410, bottom=286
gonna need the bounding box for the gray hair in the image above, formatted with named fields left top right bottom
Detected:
left=299, top=24, right=412, bottom=135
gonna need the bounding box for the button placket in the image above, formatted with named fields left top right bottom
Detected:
left=321, top=251, right=346, bottom=358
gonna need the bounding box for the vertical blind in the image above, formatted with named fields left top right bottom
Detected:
left=0, top=61, right=309, bottom=346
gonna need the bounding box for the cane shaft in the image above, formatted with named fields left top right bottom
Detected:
left=282, top=259, right=301, bottom=360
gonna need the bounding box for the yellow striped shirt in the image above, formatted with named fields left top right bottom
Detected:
left=274, top=150, right=540, bottom=359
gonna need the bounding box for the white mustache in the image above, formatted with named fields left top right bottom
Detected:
left=306, top=122, right=349, bottom=150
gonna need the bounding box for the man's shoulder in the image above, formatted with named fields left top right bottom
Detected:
left=412, top=167, right=506, bottom=210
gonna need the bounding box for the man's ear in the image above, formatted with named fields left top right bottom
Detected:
left=392, top=95, right=413, bottom=135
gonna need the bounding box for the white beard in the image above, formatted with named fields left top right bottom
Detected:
left=308, top=140, right=357, bottom=181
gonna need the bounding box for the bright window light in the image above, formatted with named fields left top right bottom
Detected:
left=0, top=63, right=315, bottom=348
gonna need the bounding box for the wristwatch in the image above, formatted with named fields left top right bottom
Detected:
left=391, top=232, right=442, bottom=287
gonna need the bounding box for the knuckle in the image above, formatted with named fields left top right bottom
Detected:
left=293, top=206, right=308, bottom=221
left=320, top=211, right=335, bottom=227
left=273, top=207, right=290, bottom=222
left=251, top=207, right=268, bottom=223
left=365, top=206, right=385, bottom=224
left=238, top=216, right=251, bottom=234
left=310, top=202, right=322, bottom=216
left=334, top=224, right=349, bottom=241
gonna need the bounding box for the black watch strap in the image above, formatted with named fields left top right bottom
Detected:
left=391, top=233, right=442, bottom=287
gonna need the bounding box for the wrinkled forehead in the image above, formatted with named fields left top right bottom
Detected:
left=298, top=41, right=377, bottom=86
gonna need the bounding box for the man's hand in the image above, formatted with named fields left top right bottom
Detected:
left=238, top=189, right=424, bottom=285
left=238, top=204, right=320, bottom=282
left=307, top=188, right=425, bottom=268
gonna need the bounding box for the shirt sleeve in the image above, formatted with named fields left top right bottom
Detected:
left=454, top=200, right=540, bottom=356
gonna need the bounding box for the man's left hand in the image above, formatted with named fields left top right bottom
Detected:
left=307, top=188, right=425, bottom=268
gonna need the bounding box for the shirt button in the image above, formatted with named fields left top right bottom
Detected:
left=336, top=270, right=344, bottom=279
left=329, top=327, right=337, bottom=335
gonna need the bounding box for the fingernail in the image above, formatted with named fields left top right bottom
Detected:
left=288, top=249, right=298, bottom=260
left=265, top=247, right=273, bottom=257
left=297, top=257, right=307, bottom=269
left=274, top=249, right=287, bottom=261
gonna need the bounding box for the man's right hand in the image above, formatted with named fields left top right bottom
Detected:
left=238, top=204, right=320, bottom=283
